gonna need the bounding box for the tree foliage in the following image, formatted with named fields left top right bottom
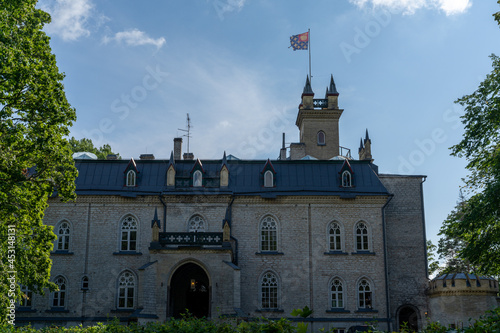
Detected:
left=427, top=240, right=440, bottom=277
left=68, top=137, right=120, bottom=160
left=440, top=52, right=500, bottom=276
left=0, top=0, right=76, bottom=323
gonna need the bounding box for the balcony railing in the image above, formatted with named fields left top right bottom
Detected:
left=158, top=232, right=223, bottom=247
left=313, top=99, right=328, bottom=108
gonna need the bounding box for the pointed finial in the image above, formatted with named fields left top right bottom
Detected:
left=169, top=151, right=175, bottom=165
left=151, top=207, right=161, bottom=228
left=359, top=138, right=364, bottom=151
left=302, top=75, right=314, bottom=95
left=365, top=129, right=370, bottom=143
left=327, top=74, right=339, bottom=96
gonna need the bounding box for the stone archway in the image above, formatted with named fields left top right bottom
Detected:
left=398, top=305, right=419, bottom=332
left=169, top=262, right=210, bottom=318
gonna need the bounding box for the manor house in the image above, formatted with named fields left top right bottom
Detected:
left=17, top=76, right=495, bottom=332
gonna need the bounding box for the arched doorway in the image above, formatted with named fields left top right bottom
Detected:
left=398, top=306, right=419, bottom=332
left=169, top=262, right=210, bottom=318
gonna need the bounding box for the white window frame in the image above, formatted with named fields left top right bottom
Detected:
left=120, top=215, right=138, bottom=252
left=117, top=271, right=135, bottom=309
left=52, top=276, right=67, bottom=308
left=328, top=221, right=343, bottom=251
left=264, top=170, right=274, bottom=187
left=260, top=216, right=278, bottom=252
left=357, top=278, right=373, bottom=309
left=355, top=221, right=370, bottom=251
left=330, top=278, right=344, bottom=309
left=260, top=271, right=279, bottom=309
left=56, top=220, right=70, bottom=251
left=341, top=170, right=352, bottom=187
left=126, top=170, right=136, bottom=187
left=193, top=170, right=203, bottom=187
left=188, top=215, right=206, bottom=232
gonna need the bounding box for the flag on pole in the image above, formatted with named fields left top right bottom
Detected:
left=289, top=32, right=309, bottom=50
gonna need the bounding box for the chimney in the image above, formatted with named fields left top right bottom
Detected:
left=106, top=154, right=118, bottom=160
left=139, top=154, right=155, bottom=160
left=183, top=152, right=194, bottom=160
left=173, top=138, right=182, bottom=160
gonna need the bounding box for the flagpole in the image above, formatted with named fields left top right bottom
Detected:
left=308, top=28, right=311, bottom=82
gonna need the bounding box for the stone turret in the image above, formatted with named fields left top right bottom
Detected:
left=292, top=75, right=344, bottom=160
left=358, top=129, right=373, bottom=161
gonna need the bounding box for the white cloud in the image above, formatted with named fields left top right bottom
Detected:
left=349, top=0, right=471, bottom=15
left=103, top=29, right=166, bottom=49
left=437, top=0, right=472, bottom=16
left=40, top=0, right=100, bottom=41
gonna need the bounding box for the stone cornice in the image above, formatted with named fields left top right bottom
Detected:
left=296, top=108, right=343, bottom=128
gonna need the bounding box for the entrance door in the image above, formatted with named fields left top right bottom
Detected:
left=398, top=306, right=419, bottom=332
left=170, top=263, right=210, bottom=318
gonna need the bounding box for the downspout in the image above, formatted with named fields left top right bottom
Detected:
left=420, top=177, right=428, bottom=278
left=382, top=194, right=394, bottom=332
left=226, top=195, right=238, bottom=265
left=159, top=194, right=167, bottom=232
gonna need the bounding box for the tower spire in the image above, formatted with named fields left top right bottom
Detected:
left=302, top=75, right=314, bottom=96
left=327, top=74, right=339, bottom=96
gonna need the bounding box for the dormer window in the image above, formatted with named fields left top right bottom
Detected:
left=193, top=170, right=202, bottom=187
left=317, top=131, right=326, bottom=145
left=342, top=171, right=351, bottom=187
left=264, top=170, right=274, bottom=188
left=126, top=170, right=136, bottom=187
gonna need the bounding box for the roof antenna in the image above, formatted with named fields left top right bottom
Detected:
left=178, top=113, right=192, bottom=153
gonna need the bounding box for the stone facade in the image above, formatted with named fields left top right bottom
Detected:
left=15, top=76, right=497, bottom=332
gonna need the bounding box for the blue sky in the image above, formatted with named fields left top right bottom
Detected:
left=38, top=0, right=500, bottom=251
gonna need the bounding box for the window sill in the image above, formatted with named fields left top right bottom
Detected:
left=111, top=309, right=135, bottom=313
left=51, top=251, right=74, bottom=255
left=255, top=309, right=284, bottom=313
left=351, top=251, right=375, bottom=255
left=255, top=251, right=284, bottom=255
left=46, top=308, right=69, bottom=313
left=113, top=251, right=142, bottom=256
left=326, top=308, right=350, bottom=313
left=16, top=307, right=36, bottom=313
left=355, top=308, right=378, bottom=313
left=324, top=251, right=348, bottom=255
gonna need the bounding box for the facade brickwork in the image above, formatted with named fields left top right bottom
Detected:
left=16, top=76, right=497, bottom=331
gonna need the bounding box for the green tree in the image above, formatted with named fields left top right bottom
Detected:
left=427, top=240, right=440, bottom=277
left=68, top=137, right=120, bottom=160
left=0, top=0, right=77, bottom=323
left=440, top=51, right=500, bottom=275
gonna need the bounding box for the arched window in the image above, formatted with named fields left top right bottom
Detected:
left=358, top=279, right=372, bottom=309
left=330, top=278, right=344, bottom=309
left=329, top=222, right=342, bottom=251
left=264, top=170, right=274, bottom=187
left=193, top=170, right=202, bottom=187
left=19, top=285, right=32, bottom=308
left=117, top=271, right=135, bottom=309
left=81, top=276, right=89, bottom=290
left=126, top=170, right=136, bottom=187
left=356, top=222, right=369, bottom=251
left=56, top=221, right=70, bottom=251
left=120, top=215, right=138, bottom=251
left=260, top=216, right=278, bottom=252
left=188, top=215, right=205, bottom=232
left=342, top=171, right=352, bottom=187
left=317, top=131, right=326, bottom=145
left=52, top=276, right=66, bottom=308
left=261, top=271, right=278, bottom=309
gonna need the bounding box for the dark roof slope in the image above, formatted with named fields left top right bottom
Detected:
left=74, top=159, right=389, bottom=197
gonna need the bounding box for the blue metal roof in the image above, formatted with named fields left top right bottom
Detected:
left=74, top=159, right=389, bottom=197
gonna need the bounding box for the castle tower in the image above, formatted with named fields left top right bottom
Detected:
left=358, top=129, right=373, bottom=161
left=295, top=75, right=344, bottom=160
